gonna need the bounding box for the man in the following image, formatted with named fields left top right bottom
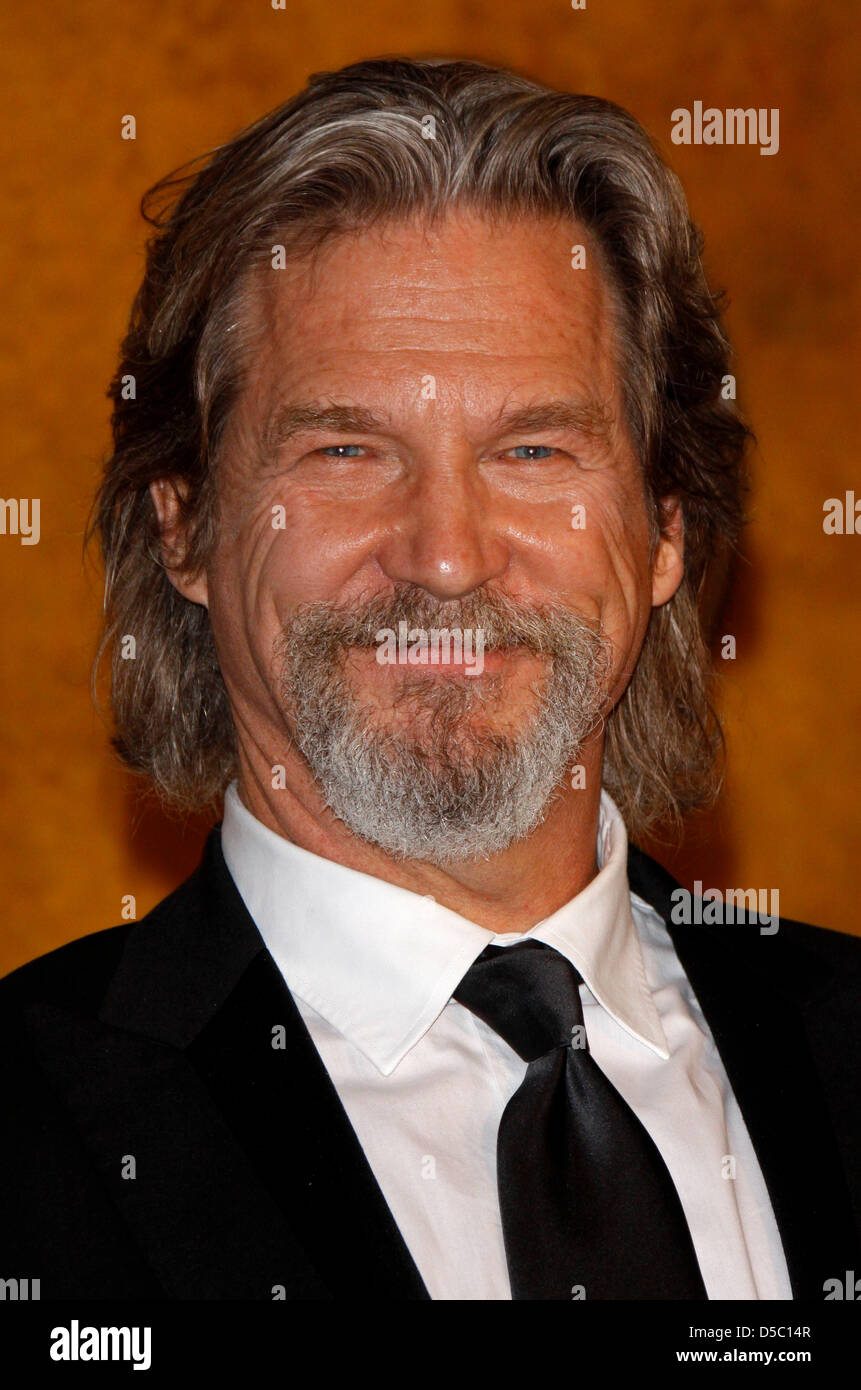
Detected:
left=1, top=56, right=858, bottom=1301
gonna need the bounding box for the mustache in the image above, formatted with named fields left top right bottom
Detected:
left=275, top=583, right=606, bottom=661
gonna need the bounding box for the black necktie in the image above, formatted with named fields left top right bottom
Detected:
left=453, top=940, right=708, bottom=1300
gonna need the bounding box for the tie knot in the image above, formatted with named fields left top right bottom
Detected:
left=453, top=941, right=585, bottom=1062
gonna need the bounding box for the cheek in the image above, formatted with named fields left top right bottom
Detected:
left=216, top=490, right=323, bottom=607
left=596, top=511, right=657, bottom=683
left=205, top=513, right=290, bottom=677
left=561, top=495, right=652, bottom=623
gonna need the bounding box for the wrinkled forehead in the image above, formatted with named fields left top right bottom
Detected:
left=229, top=208, right=630, bottom=424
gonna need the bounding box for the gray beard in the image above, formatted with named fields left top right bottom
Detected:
left=275, top=585, right=613, bottom=866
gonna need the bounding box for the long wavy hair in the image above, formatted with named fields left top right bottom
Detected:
left=86, top=56, right=750, bottom=837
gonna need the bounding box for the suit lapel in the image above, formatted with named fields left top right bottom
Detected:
left=23, top=996, right=330, bottom=1298
left=184, top=951, right=431, bottom=1300
left=40, top=827, right=429, bottom=1300
left=627, top=844, right=860, bottom=1299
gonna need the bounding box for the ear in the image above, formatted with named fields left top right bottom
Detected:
left=149, top=478, right=209, bottom=608
left=651, top=496, right=684, bottom=607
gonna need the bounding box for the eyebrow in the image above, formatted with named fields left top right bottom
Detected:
left=260, top=396, right=614, bottom=462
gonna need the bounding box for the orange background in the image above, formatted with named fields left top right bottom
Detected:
left=0, top=0, right=858, bottom=974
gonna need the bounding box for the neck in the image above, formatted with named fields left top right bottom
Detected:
left=232, top=735, right=605, bottom=935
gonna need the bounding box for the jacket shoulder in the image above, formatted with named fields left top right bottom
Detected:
left=772, top=913, right=861, bottom=970
left=0, top=922, right=135, bottom=1017
left=0, top=861, right=205, bottom=1017
left=627, top=841, right=861, bottom=976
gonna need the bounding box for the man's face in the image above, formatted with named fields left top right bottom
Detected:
left=158, top=209, right=682, bottom=862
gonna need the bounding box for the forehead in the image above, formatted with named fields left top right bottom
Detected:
left=238, top=209, right=624, bottom=420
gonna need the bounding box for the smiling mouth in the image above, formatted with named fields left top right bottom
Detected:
left=348, top=643, right=533, bottom=676
left=390, top=650, right=507, bottom=676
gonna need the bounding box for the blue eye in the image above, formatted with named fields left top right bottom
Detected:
left=316, top=443, right=557, bottom=460
left=320, top=444, right=364, bottom=457
left=510, top=445, right=555, bottom=460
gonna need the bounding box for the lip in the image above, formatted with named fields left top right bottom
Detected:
left=352, top=645, right=524, bottom=676
left=400, top=647, right=513, bottom=675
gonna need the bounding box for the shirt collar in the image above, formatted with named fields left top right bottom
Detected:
left=220, top=780, right=669, bottom=1075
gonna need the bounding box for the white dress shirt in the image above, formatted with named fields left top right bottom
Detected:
left=220, top=779, right=792, bottom=1301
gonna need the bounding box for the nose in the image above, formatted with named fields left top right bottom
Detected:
left=376, top=451, right=510, bottom=600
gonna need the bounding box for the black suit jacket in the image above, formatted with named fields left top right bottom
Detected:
left=1, top=825, right=859, bottom=1300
